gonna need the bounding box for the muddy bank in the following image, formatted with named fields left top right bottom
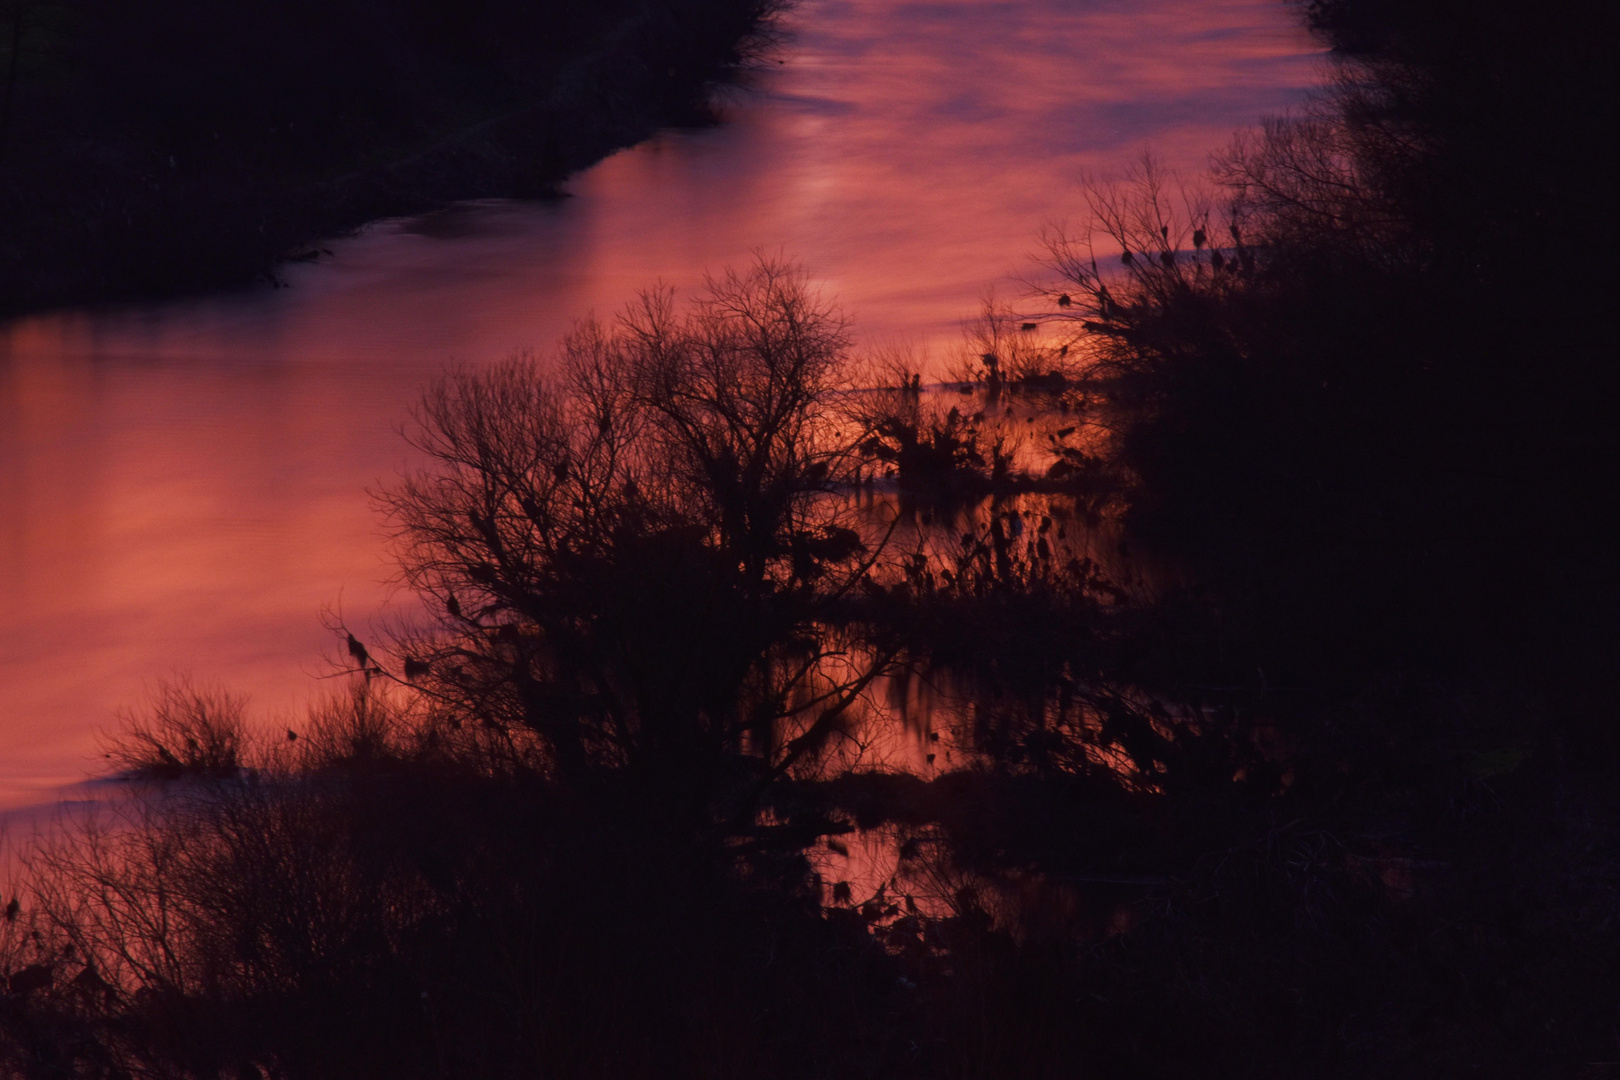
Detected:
left=0, top=0, right=782, bottom=318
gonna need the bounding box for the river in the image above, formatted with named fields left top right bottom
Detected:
left=0, top=0, right=1320, bottom=811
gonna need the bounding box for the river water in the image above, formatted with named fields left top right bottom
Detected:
left=0, top=0, right=1320, bottom=810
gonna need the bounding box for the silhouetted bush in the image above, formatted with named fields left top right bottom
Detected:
left=3, top=685, right=921, bottom=1080
left=99, top=680, right=251, bottom=780
left=1040, top=0, right=1620, bottom=688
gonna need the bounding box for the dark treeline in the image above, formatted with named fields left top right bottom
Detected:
left=5, top=0, right=1620, bottom=1076
left=1068, top=0, right=1619, bottom=690
left=0, top=0, right=781, bottom=316
left=1021, top=0, right=1620, bottom=1069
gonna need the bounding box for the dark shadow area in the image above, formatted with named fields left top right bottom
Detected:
left=1040, top=0, right=1620, bottom=696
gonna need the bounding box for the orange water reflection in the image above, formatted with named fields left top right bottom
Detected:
left=0, top=0, right=1319, bottom=810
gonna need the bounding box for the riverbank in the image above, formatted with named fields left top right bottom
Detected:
left=0, top=0, right=782, bottom=318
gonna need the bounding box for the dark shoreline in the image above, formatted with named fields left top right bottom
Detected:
left=0, top=0, right=783, bottom=321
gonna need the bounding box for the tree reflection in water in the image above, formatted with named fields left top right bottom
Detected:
left=0, top=256, right=1345, bottom=1078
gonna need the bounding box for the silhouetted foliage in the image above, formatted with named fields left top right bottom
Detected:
left=379, top=259, right=898, bottom=809
left=3, top=687, right=914, bottom=1080
left=99, top=680, right=251, bottom=781
left=1042, top=0, right=1620, bottom=686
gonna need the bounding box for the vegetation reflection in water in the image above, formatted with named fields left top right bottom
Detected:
left=0, top=132, right=1475, bottom=1071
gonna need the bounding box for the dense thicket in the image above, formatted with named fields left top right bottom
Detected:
left=1048, top=0, right=1619, bottom=692
left=0, top=0, right=781, bottom=315
left=1010, top=0, right=1620, bottom=1069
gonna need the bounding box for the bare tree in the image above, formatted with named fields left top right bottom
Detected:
left=379, top=258, right=898, bottom=796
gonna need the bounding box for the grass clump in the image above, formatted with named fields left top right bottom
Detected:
left=100, top=680, right=251, bottom=781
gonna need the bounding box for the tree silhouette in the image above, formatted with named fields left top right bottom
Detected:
left=381, top=258, right=897, bottom=806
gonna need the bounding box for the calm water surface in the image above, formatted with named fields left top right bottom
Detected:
left=0, top=0, right=1320, bottom=808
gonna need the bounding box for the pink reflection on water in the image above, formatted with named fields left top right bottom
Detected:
left=0, top=0, right=1319, bottom=810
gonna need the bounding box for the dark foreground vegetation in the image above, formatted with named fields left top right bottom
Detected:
left=0, top=0, right=781, bottom=317
left=5, top=0, right=1620, bottom=1075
